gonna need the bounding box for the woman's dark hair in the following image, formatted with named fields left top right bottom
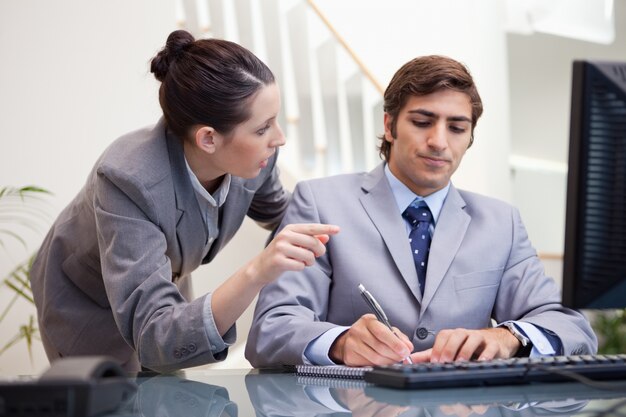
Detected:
left=378, top=55, right=483, bottom=161
left=150, top=30, right=275, bottom=140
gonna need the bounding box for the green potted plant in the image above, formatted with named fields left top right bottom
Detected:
left=0, top=186, right=51, bottom=362
left=593, top=308, right=626, bottom=354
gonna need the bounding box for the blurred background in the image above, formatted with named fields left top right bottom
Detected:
left=0, top=0, right=624, bottom=375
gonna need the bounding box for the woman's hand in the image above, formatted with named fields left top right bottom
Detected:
left=249, top=223, right=340, bottom=286
left=212, top=223, right=338, bottom=336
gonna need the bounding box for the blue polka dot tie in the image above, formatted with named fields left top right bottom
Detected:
left=403, top=201, right=433, bottom=295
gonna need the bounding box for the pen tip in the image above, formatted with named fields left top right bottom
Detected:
left=358, top=283, right=365, bottom=291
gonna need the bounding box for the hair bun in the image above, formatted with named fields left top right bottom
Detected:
left=150, top=30, right=195, bottom=82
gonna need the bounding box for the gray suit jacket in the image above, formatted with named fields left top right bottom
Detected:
left=246, top=163, right=597, bottom=367
left=30, top=118, right=289, bottom=372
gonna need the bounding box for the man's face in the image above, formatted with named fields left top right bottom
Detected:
left=384, top=89, right=473, bottom=196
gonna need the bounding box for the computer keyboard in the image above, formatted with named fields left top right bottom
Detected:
left=363, top=354, right=626, bottom=389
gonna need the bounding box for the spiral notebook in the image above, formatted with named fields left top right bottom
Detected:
left=294, top=365, right=373, bottom=380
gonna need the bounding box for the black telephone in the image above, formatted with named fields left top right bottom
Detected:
left=0, top=356, right=136, bottom=417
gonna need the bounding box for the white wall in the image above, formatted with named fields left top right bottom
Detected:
left=508, top=0, right=626, bottom=255
left=0, top=0, right=176, bottom=375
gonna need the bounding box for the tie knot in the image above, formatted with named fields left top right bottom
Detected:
left=403, top=202, right=432, bottom=226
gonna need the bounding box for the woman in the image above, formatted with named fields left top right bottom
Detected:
left=30, top=30, right=338, bottom=372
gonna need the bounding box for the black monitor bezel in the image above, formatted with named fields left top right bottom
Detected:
left=562, top=59, right=626, bottom=309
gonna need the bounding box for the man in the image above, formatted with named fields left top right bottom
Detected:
left=245, top=55, right=597, bottom=367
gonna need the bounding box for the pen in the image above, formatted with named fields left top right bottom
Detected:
left=358, top=283, right=413, bottom=364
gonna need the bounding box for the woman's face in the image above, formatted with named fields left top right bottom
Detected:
left=215, top=83, right=285, bottom=179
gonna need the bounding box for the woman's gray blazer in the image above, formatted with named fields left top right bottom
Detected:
left=30, top=118, right=290, bottom=372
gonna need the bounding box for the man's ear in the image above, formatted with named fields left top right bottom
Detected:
left=383, top=113, right=395, bottom=143
left=194, top=126, right=219, bottom=154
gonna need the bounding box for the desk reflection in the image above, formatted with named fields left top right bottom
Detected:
left=363, top=384, right=596, bottom=417
left=111, top=374, right=237, bottom=417
left=102, top=369, right=625, bottom=417
left=245, top=372, right=621, bottom=417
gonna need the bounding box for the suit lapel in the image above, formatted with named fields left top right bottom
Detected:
left=165, top=127, right=208, bottom=276
left=421, top=185, right=470, bottom=312
left=360, top=164, right=423, bottom=303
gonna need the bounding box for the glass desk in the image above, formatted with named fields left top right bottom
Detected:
left=104, top=368, right=626, bottom=417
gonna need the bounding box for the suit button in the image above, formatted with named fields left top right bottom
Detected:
left=180, top=347, right=188, bottom=357
left=416, top=327, right=429, bottom=340
left=188, top=343, right=197, bottom=352
left=173, top=349, right=182, bottom=359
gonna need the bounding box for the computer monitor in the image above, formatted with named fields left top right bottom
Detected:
left=562, top=59, right=626, bottom=309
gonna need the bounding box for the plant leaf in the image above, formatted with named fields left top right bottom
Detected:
left=0, top=187, right=49, bottom=361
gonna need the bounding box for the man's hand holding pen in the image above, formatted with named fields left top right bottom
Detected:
left=329, top=313, right=414, bottom=366
left=329, top=284, right=414, bottom=366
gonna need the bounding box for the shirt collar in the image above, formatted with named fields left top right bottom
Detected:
left=184, top=157, right=231, bottom=208
left=384, top=163, right=449, bottom=224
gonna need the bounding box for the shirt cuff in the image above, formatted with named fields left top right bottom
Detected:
left=303, top=326, right=350, bottom=365
left=202, top=293, right=235, bottom=355
left=504, top=321, right=559, bottom=356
